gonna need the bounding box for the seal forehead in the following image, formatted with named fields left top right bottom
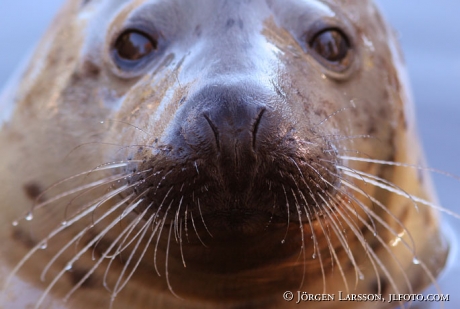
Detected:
left=270, top=0, right=335, bottom=16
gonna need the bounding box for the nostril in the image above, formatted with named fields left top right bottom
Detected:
left=203, top=113, right=220, bottom=150
left=252, top=107, right=266, bottom=150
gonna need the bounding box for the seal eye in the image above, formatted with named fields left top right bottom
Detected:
left=114, top=30, right=157, bottom=61
left=309, top=29, right=350, bottom=63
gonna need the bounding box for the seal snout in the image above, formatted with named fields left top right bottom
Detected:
left=129, top=83, right=340, bottom=231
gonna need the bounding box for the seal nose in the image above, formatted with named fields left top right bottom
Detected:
left=202, top=102, right=266, bottom=157
left=181, top=85, right=274, bottom=156
left=179, top=85, right=275, bottom=188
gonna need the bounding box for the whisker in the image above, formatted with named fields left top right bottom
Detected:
left=290, top=190, right=306, bottom=289
left=340, top=156, right=460, bottom=181
left=289, top=154, right=332, bottom=244
left=101, top=188, right=153, bottom=260
left=152, top=186, right=175, bottom=276
left=318, top=193, right=360, bottom=291
left=63, top=173, right=130, bottom=223
left=153, top=201, right=171, bottom=277
left=102, top=204, right=151, bottom=292
left=298, top=190, right=326, bottom=294
left=315, top=211, right=350, bottom=293
left=330, top=192, right=383, bottom=293
left=25, top=169, right=128, bottom=217
left=179, top=218, right=186, bottom=268
left=109, top=206, right=154, bottom=299
left=35, top=197, right=144, bottom=309
left=197, top=198, right=213, bottom=237
left=5, top=186, right=131, bottom=288
left=111, top=208, right=162, bottom=295
left=174, top=196, right=184, bottom=243
left=307, top=160, right=377, bottom=234
left=165, top=219, right=183, bottom=299
left=339, top=180, right=416, bottom=255
left=63, top=200, right=147, bottom=303
left=64, top=142, right=153, bottom=161
left=40, top=193, right=135, bottom=282
left=315, top=106, right=349, bottom=127
left=281, top=184, right=290, bottom=243
left=339, top=201, right=413, bottom=295
left=339, top=165, right=421, bottom=212
left=190, top=211, right=208, bottom=248
left=333, top=205, right=404, bottom=305
left=319, top=134, right=376, bottom=142
left=341, top=168, right=460, bottom=219
left=184, top=205, right=190, bottom=243
left=102, top=119, right=152, bottom=137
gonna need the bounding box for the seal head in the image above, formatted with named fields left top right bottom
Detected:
left=0, top=0, right=449, bottom=308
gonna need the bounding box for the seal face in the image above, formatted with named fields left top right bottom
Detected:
left=0, top=0, right=450, bottom=308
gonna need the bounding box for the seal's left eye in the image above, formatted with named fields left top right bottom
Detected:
left=114, top=30, right=157, bottom=62
left=309, top=29, right=350, bottom=63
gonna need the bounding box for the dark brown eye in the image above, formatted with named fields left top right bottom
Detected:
left=114, top=30, right=157, bottom=62
left=309, top=29, right=350, bottom=63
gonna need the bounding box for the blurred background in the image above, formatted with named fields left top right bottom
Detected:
left=0, top=0, right=459, bottom=307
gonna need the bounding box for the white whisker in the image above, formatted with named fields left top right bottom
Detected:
left=36, top=198, right=143, bottom=309
left=341, top=168, right=460, bottom=219
left=165, top=219, right=183, bottom=299
left=190, top=211, right=207, bottom=248
left=315, top=211, right=350, bottom=293
left=63, top=200, right=147, bottom=302
left=340, top=156, right=460, bottom=181
left=197, top=198, right=213, bottom=237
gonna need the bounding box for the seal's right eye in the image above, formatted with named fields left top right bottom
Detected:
left=112, top=30, right=158, bottom=68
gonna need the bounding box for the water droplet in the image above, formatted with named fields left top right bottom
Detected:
left=40, top=242, right=48, bottom=250
left=412, top=257, right=420, bottom=265
left=321, top=74, right=327, bottom=80
left=312, top=253, right=316, bottom=259
left=12, top=221, right=18, bottom=226
left=100, top=121, right=104, bottom=124
left=373, top=232, right=377, bottom=237
left=281, top=239, right=285, bottom=244
left=61, top=221, right=68, bottom=226
left=25, top=212, right=33, bottom=221
left=359, top=273, right=365, bottom=280
left=65, top=263, right=73, bottom=271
